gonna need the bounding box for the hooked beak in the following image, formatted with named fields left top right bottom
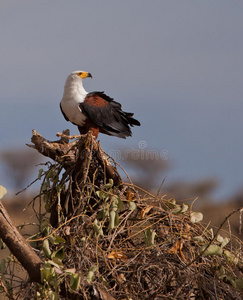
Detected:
left=77, top=71, right=93, bottom=79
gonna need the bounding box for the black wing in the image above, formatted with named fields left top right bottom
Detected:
left=80, top=92, right=140, bottom=138
left=60, top=103, right=69, bottom=121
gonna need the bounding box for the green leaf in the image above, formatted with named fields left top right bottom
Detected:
left=224, top=250, right=239, bottom=264
left=102, top=202, right=110, bottom=218
left=40, top=219, right=51, bottom=235
left=180, top=203, right=189, bottom=213
left=38, top=168, right=44, bottom=180
left=52, top=257, right=63, bottom=267
left=46, top=168, right=56, bottom=180
left=145, top=228, right=157, bottom=246
left=193, top=236, right=205, bottom=244
left=216, top=235, right=229, bottom=248
left=51, top=246, right=65, bottom=261
left=104, top=183, right=112, bottom=189
left=117, top=196, right=123, bottom=210
left=129, top=201, right=137, bottom=211
left=108, top=210, right=116, bottom=230
left=42, top=239, right=52, bottom=258
left=70, top=272, right=82, bottom=291
left=201, top=244, right=223, bottom=256
left=221, top=237, right=230, bottom=248
left=45, top=260, right=62, bottom=269
left=41, top=265, right=55, bottom=282
left=168, top=198, right=176, bottom=205
left=209, top=228, right=214, bottom=239
left=190, top=212, right=203, bottom=223
left=104, top=179, right=113, bottom=189
left=216, top=234, right=224, bottom=243
left=110, top=196, right=119, bottom=211
left=96, top=190, right=104, bottom=199
left=47, top=290, right=59, bottom=300
left=64, top=268, right=76, bottom=274
left=164, top=199, right=177, bottom=211
left=41, top=181, right=50, bottom=192
left=53, top=235, right=66, bottom=245
left=0, top=238, right=6, bottom=250
left=86, top=265, right=97, bottom=284
left=0, top=185, right=7, bottom=199
left=48, top=235, right=56, bottom=245
left=93, top=219, right=104, bottom=236
left=115, top=211, right=119, bottom=227
left=171, top=204, right=181, bottom=214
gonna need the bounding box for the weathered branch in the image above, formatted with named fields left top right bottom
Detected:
left=27, top=129, right=122, bottom=185
left=27, top=129, right=77, bottom=165
left=0, top=200, right=43, bottom=283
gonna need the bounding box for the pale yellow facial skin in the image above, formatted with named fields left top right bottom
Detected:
left=77, top=71, right=91, bottom=79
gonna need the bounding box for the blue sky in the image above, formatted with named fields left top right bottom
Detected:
left=0, top=1, right=243, bottom=199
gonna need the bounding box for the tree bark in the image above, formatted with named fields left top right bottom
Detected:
left=0, top=201, right=43, bottom=283
left=28, top=129, right=122, bottom=185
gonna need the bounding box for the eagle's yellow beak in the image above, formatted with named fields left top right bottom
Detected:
left=77, top=72, right=92, bottom=79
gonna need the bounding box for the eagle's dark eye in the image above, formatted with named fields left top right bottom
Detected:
left=78, top=72, right=82, bottom=76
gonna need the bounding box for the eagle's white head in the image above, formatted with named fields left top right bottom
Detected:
left=63, top=70, right=92, bottom=100
left=70, top=70, right=92, bottom=79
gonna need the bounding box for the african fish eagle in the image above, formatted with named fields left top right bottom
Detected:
left=60, top=71, right=140, bottom=139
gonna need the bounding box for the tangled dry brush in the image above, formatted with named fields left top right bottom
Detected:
left=1, top=131, right=242, bottom=299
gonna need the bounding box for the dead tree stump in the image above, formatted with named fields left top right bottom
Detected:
left=28, top=130, right=123, bottom=227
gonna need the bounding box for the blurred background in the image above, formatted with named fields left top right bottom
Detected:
left=0, top=1, right=242, bottom=235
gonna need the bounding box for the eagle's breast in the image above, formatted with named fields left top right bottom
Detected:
left=61, top=98, right=87, bottom=126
